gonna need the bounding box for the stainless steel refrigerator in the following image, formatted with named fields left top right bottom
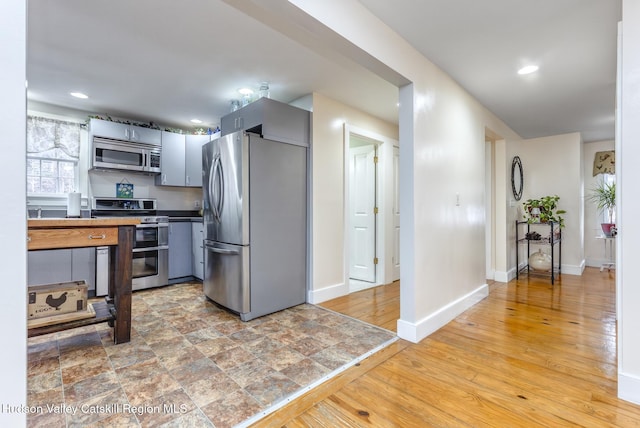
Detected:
left=202, top=130, right=307, bottom=321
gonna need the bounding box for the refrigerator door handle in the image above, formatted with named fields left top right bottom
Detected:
left=205, top=245, right=239, bottom=256
left=209, top=154, right=221, bottom=222
left=208, top=158, right=217, bottom=221
left=211, top=154, right=224, bottom=222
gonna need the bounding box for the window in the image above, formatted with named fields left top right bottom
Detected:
left=26, top=116, right=80, bottom=194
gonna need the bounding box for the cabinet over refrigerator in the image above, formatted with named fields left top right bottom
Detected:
left=202, top=129, right=308, bottom=321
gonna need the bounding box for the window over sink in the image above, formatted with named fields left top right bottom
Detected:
left=26, top=116, right=80, bottom=194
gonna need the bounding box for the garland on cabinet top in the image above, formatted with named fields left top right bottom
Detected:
left=86, top=115, right=220, bottom=135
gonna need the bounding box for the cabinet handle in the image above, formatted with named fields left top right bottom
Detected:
left=27, top=236, right=31, bottom=242
left=186, top=175, right=190, bottom=185
left=88, top=234, right=106, bottom=240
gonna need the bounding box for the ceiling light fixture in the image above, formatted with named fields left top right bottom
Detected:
left=238, top=88, right=254, bottom=96
left=517, top=65, right=539, bottom=75
left=190, top=119, right=203, bottom=124
left=70, top=92, right=88, bottom=99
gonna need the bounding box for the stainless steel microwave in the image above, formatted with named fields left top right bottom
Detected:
left=91, top=137, right=161, bottom=173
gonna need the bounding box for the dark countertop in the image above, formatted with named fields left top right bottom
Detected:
left=158, top=210, right=201, bottom=217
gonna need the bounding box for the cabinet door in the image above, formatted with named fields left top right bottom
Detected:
left=130, top=125, right=161, bottom=146
left=90, top=118, right=131, bottom=141
left=192, top=222, right=204, bottom=280
left=28, top=249, right=72, bottom=286
left=221, top=101, right=263, bottom=136
left=157, top=131, right=186, bottom=186
left=185, top=135, right=210, bottom=187
left=169, top=222, right=193, bottom=279
left=71, top=248, right=96, bottom=293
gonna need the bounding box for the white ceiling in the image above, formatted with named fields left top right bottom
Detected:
left=27, top=0, right=621, bottom=143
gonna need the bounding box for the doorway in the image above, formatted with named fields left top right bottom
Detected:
left=345, top=125, right=399, bottom=293
left=348, top=141, right=378, bottom=286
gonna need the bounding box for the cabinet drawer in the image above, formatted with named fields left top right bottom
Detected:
left=28, top=227, right=118, bottom=250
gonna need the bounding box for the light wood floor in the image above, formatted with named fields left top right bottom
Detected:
left=251, top=268, right=640, bottom=427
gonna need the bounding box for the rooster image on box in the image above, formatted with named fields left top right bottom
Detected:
left=46, top=292, right=68, bottom=310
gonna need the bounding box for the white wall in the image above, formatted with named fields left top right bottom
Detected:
left=308, top=92, right=398, bottom=303
left=286, top=0, right=521, bottom=343
left=512, top=133, right=585, bottom=276
left=583, top=140, right=615, bottom=267
left=619, top=0, right=640, bottom=405
left=0, top=0, right=27, bottom=426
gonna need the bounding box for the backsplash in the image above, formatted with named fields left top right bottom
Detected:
left=89, top=170, right=201, bottom=210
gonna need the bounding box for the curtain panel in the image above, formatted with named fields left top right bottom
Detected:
left=26, top=116, right=80, bottom=160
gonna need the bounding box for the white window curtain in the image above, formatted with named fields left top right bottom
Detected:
left=27, top=116, right=80, bottom=160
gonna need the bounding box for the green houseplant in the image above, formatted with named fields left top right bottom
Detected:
left=522, top=195, right=566, bottom=228
left=587, top=181, right=616, bottom=236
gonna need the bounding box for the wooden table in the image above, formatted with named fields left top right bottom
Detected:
left=27, top=218, right=139, bottom=344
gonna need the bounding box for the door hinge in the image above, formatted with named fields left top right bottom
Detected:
left=373, top=156, right=379, bottom=164
left=374, top=207, right=379, bottom=214
left=374, top=257, right=379, bottom=265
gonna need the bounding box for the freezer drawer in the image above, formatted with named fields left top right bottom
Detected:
left=203, top=241, right=250, bottom=314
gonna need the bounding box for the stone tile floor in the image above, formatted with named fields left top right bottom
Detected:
left=27, top=281, right=396, bottom=427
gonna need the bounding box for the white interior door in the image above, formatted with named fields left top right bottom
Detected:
left=392, top=145, right=400, bottom=280
left=349, top=144, right=377, bottom=283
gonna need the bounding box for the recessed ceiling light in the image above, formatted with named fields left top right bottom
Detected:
left=190, top=119, right=203, bottom=124
left=70, top=92, right=88, bottom=99
left=518, top=65, right=539, bottom=75
left=238, top=88, right=254, bottom=96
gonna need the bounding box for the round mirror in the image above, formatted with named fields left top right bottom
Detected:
left=511, top=156, right=523, bottom=201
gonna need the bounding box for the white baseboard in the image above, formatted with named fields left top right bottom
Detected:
left=561, top=261, right=585, bottom=276
left=619, top=372, right=640, bottom=405
left=494, top=270, right=511, bottom=283
left=307, top=282, right=348, bottom=304
left=397, top=283, right=489, bottom=343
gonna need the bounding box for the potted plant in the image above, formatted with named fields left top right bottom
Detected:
left=587, top=181, right=616, bottom=236
left=522, top=195, right=566, bottom=228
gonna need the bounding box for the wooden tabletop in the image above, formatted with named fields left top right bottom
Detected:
left=28, top=218, right=140, bottom=228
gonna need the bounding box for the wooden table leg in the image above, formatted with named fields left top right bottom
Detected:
left=111, top=225, right=133, bottom=344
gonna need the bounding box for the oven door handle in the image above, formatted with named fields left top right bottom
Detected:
left=136, top=224, right=168, bottom=229
left=132, top=245, right=169, bottom=253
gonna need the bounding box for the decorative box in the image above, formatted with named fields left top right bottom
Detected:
left=27, top=281, right=88, bottom=320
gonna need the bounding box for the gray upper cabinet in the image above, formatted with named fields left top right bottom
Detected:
left=220, top=98, right=310, bottom=147
left=89, top=118, right=161, bottom=146
left=156, top=131, right=186, bottom=186
left=185, top=134, right=211, bottom=187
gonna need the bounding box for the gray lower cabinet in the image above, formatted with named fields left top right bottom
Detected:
left=28, top=248, right=96, bottom=292
left=168, top=221, right=193, bottom=280
left=192, top=222, right=204, bottom=280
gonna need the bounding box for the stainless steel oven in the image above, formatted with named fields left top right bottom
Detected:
left=132, top=220, right=168, bottom=290
left=92, top=197, right=169, bottom=293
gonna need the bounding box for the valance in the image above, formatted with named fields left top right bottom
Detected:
left=27, top=116, right=80, bottom=160
left=593, top=150, right=615, bottom=176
